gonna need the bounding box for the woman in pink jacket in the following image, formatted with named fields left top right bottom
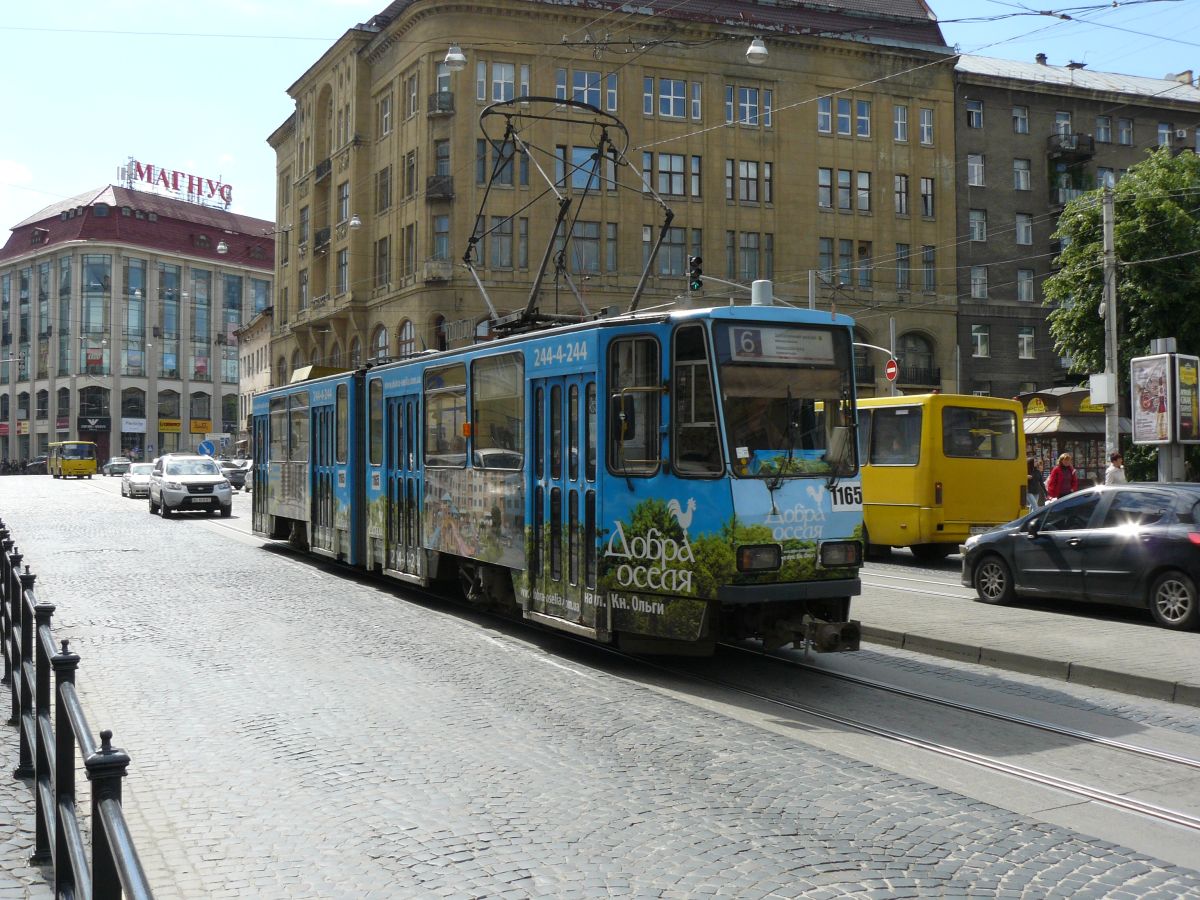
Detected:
left=1045, top=452, right=1078, bottom=501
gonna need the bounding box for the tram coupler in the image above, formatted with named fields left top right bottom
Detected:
left=799, top=618, right=861, bottom=653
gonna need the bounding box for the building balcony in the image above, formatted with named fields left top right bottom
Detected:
left=314, top=157, right=332, bottom=182
left=898, top=366, right=941, bottom=386
left=426, top=174, right=454, bottom=201
left=423, top=258, right=454, bottom=282
left=1046, top=132, right=1095, bottom=160
left=854, top=364, right=875, bottom=384
left=314, top=226, right=331, bottom=253
left=427, top=91, right=454, bottom=116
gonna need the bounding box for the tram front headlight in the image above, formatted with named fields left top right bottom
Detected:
left=819, top=540, right=861, bottom=567
left=737, top=544, right=781, bottom=572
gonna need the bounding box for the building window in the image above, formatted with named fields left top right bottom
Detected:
left=967, top=154, right=985, bottom=187
left=1017, top=268, right=1035, bottom=302
left=894, top=104, right=908, bottom=141
left=659, top=78, right=686, bottom=118
left=856, top=171, right=871, bottom=211
left=1097, top=167, right=1115, bottom=189
left=856, top=241, right=872, bottom=288
left=657, top=153, right=685, bottom=196
left=1018, top=326, right=1035, bottom=359
left=607, top=223, right=618, bottom=272
left=572, top=69, right=601, bottom=107
left=1096, top=115, right=1112, bottom=143
left=1013, top=105, right=1029, bottom=134
left=404, top=151, right=417, bottom=198
left=1055, top=111, right=1071, bottom=135
left=971, top=324, right=990, bottom=357
left=374, top=236, right=390, bottom=288
left=1118, top=117, right=1134, bottom=145
left=337, top=181, right=350, bottom=223
left=970, top=266, right=988, bottom=299
left=919, top=177, right=935, bottom=217
left=856, top=99, right=871, bottom=137
left=818, top=238, right=834, bottom=279
left=569, top=221, right=601, bottom=274
left=894, top=174, right=909, bottom=214
left=919, top=108, right=934, bottom=145
left=724, top=159, right=733, bottom=200
left=375, top=167, right=391, bottom=213
left=1158, top=122, right=1174, bottom=147
left=490, top=217, right=513, bottom=269
left=818, top=168, right=832, bottom=208
left=896, top=244, right=911, bottom=291
left=837, top=97, right=852, bottom=135
left=690, top=156, right=702, bottom=197
left=817, top=96, right=832, bottom=133
left=837, top=169, right=851, bottom=210
left=433, top=215, right=450, bottom=261
left=336, top=249, right=349, bottom=295
left=1016, top=213, right=1033, bottom=245
left=738, top=232, right=760, bottom=282
left=922, top=246, right=936, bottom=291
left=378, top=94, right=392, bottom=136
left=969, top=209, right=987, bottom=242
left=838, top=239, right=853, bottom=286
left=736, top=86, right=759, bottom=125
left=1013, top=158, right=1031, bottom=191
left=738, top=160, right=759, bottom=202
left=965, top=98, right=983, bottom=128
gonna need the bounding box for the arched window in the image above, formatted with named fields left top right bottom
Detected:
left=897, top=332, right=934, bottom=381
left=277, top=356, right=288, bottom=386
left=79, top=386, right=109, bottom=417
left=350, top=337, right=362, bottom=368
left=330, top=343, right=343, bottom=368
left=57, top=387, right=71, bottom=414
left=222, top=394, right=238, bottom=429
left=157, top=390, right=180, bottom=419
left=371, top=325, right=389, bottom=363
left=190, top=391, right=211, bottom=419
left=35, top=390, right=49, bottom=420
left=122, top=388, right=145, bottom=418
left=17, top=392, right=29, bottom=417
left=397, top=319, right=415, bottom=358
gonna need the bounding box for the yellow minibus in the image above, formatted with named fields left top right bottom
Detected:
left=48, top=441, right=98, bottom=479
left=857, top=394, right=1026, bottom=560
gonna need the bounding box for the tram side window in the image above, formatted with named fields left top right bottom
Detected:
left=672, top=324, right=721, bottom=475
left=869, top=407, right=921, bottom=466
left=336, top=383, right=348, bottom=464
left=289, top=392, right=309, bottom=462
left=942, top=406, right=1018, bottom=459
left=471, top=353, right=523, bottom=469
left=425, top=362, right=467, bottom=467
left=269, top=397, right=288, bottom=461
left=607, top=336, right=661, bottom=475
left=369, top=379, right=384, bottom=465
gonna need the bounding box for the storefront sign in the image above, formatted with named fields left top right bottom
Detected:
left=16, top=421, right=28, bottom=435
left=1176, top=354, right=1200, bottom=443
left=122, top=417, right=147, bottom=434
left=158, top=418, right=182, bottom=433
left=125, top=159, right=233, bottom=206
left=0, top=423, right=8, bottom=436
left=1131, top=354, right=1172, bottom=444
left=1025, top=397, right=1047, bottom=415
left=56, top=416, right=69, bottom=429
left=190, top=418, right=213, bottom=434
left=1078, top=395, right=1104, bottom=414
left=78, top=416, right=111, bottom=432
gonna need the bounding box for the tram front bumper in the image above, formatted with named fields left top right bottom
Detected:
left=716, top=578, right=861, bottom=605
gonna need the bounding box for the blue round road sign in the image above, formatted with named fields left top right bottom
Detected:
left=198, top=440, right=216, bottom=457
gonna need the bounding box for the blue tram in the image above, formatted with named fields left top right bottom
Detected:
left=251, top=289, right=864, bottom=655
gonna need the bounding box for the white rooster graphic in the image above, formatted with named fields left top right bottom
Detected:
left=667, top=497, right=697, bottom=531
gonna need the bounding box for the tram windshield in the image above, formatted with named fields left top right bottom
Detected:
left=714, top=322, right=856, bottom=478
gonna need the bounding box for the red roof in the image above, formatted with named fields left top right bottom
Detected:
left=1, top=186, right=275, bottom=272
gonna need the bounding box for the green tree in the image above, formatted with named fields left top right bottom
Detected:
left=1044, top=147, right=1200, bottom=480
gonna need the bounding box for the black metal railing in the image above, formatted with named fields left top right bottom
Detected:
left=855, top=364, right=875, bottom=384
left=898, top=365, right=941, bottom=386
left=425, top=175, right=454, bottom=200
left=1, top=523, right=153, bottom=899
left=314, top=157, right=332, bottom=182
left=427, top=91, right=454, bottom=115
left=1046, top=132, right=1095, bottom=159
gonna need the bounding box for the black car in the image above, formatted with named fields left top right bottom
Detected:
left=24, top=455, right=48, bottom=474
left=961, top=483, right=1200, bottom=631
left=219, top=459, right=249, bottom=490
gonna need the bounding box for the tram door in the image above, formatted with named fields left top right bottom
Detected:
left=531, top=375, right=592, bottom=626
left=311, top=405, right=335, bottom=554
left=385, top=394, right=423, bottom=578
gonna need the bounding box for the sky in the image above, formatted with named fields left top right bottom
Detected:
left=1, top=0, right=1198, bottom=234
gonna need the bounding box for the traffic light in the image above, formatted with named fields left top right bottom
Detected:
left=688, top=256, right=703, bottom=291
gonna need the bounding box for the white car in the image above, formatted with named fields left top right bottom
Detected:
left=120, top=463, right=154, bottom=498
left=148, top=454, right=233, bottom=518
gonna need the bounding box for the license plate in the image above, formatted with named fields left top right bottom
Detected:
left=969, top=526, right=990, bottom=535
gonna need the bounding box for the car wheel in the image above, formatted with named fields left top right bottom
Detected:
left=160, top=499, right=172, bottom=518
left=1148, top=570, right=1200, bottom=630
left=148, top=496, right=157, bottom=514
left=220, top=506, right=232, bottom=518
left=973, top=554, right=1014, bottom=605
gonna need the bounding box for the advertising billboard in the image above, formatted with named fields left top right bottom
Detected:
left=1175, top=354, right=1200, bottom=444
left=1131, top=354, right=1173, bottom=444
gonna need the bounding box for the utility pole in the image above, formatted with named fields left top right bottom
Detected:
left=1102, top=188, right=1120, bottom=458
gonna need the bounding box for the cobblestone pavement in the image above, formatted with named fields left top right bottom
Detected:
left=0, top=726, right=52, bottom=899
left=3, top=478, right=1200, bottom=898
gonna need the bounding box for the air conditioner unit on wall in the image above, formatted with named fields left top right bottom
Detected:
left=1176, top=129, right=1188, bottom=140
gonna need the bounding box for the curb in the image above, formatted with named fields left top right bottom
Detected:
left=861, top=625, right=1200, bottom=708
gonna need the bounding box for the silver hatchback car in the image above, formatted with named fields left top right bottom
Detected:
left=148, top=454, right=232, bottom=518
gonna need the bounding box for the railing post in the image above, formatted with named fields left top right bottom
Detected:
left=31, top=599, right=56, bottom=865
left=6, top=546, right=21, bottom=728
left=14, top=565, right=34, bottom=778
left=1, top=527, right=11, bottom=688
left=86, top=729, right=131, bottom=900
left=52, top=639, right=80, bottom=898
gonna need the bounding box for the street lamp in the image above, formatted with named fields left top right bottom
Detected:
left=216, top=240, right=229, bottom=255
left=444, top=44, right=467, bottom=72
left=745, top=37, right=768, bottom=65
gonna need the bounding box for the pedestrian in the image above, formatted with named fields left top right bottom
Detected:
left=1045, top=452, right=1078, bottom=501
left=1105, top=450, right=1127, bottom=485
left=1027, top=456, right=1048, bottom=509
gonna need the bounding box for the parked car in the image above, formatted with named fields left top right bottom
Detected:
left=101, top=456, right=132, bottom=476
left=121, top=462, right=155, bottom=498
left=219, top=458, right=249, bottom=491
left=962, top=483, right=1200, bottom=630
left=148, top=453, right=233, bottom=518
left=24, top=455, right=48, bottom=474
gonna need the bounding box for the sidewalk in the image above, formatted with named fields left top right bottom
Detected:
left=854, top=584, right=1200, bottom=707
